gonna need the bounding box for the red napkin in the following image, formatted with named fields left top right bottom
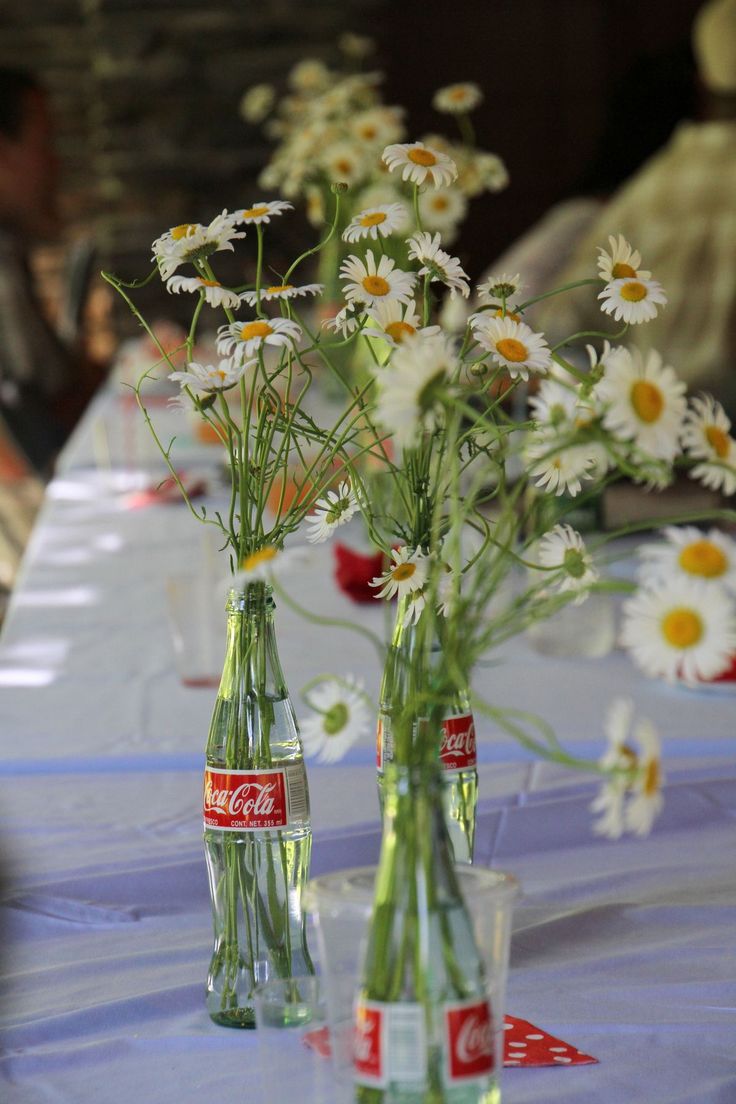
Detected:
left=333, top=542, right=385, bottom=604
left=125, top=471, right=208, bottom=509
left=304, top=1014, right=597, bottom=1068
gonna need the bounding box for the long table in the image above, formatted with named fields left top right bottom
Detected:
left=1, top=377, right=734, bottom=1103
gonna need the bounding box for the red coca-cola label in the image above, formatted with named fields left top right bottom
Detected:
left=440, top=713, right=477, bottom=771
left=353, top=1001, right=384, bottom=1085
left=445, top=998, right=495, bottom=1081
left=203, top=768, right=290, bottom=831
left=376, top=717, right=383, bottom=771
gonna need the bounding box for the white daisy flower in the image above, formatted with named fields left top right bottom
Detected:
left=682, top=393, right=736, bottom=496
left=418, top=187, right=467, bottom=235
left=590, top=698, right=663, bottom=839
left=288, top=58, right=331, bottom=92
left=240, top=282, right=323, bottom=306
left=151, top=211, right=245, bottom=281
left=239, top=84, right=276, bottom=123
left=370, top=546, right=429, bottom=601
left=350, top=106, right=405, bottom=149
left=339, top=250, right=416, bottom=308
left=527, top=438, right=600, bottom=497
left=300, top=675, right=370, bottom=764
left=323, top=303, right=364, bottom=338
left=536, top=523, right=599, bottom=603
left=363, top=299, right=439, bottom=347
left=472, top=315, right=552, bottom=380
left=529, top=378, right=584, bottom=431
left=304, top=481, right=360, bottom=544
left=168, top=358, right=246, bottom=394
left=382, top=141, right=458, bottom=188
left=458, top=149, right=509, bottom=196
left=624, top=719, right=664, bottom=837
left=166, top=275, right=243, bottom=309
left=217, top=316, right=302, bottom=361
left=374, top=331, right=457, bottom=450
left=321, top=142, right=370, bottom=187
left=401, top=587, right=428, bottom=627
left=342, top=203, right=409, bottom=243
left=476, top=272, right=524, bottom=306
left=432, top=82, right=483, bottom=114
left=231, top=200, right=293, bottom=226
left=406, top=232, right=470, bottom=298
left=621, top=576, right=736, bottom=683
left=230, top=544, right=310, bottom=588
left=638, top=526, right=736, bottom=594
left=596, top=346, right=686, bottom=461
left=596, top=234, right=651, bottom=282
left=598, top=276, right=667, bottom=325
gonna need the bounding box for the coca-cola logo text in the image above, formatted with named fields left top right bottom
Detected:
left=203, top=769, right=288, bottom=831
left=445, top=999, right=494, bottom=1080
left=353, top=1003, right=383, bottom=1083
left=440, top=714, right=477, bottom=770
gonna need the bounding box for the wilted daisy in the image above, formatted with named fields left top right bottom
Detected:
left=374, top=331, right=456, bottom=450
left=342, top=203, right=408, bottom=243
left=217, top=316, right=302, bottom=361
left=240, top=282, right=323, bottom=306
left=590, top=698, right=663, bottom=839
left=152, top=211, right=245, bottom=281
left=621, top=576, right=736, bottom=683
left=407, top=232, right=470, bottom=298
left=304, top=481, right=361, bottom=543
left=169, top=358, right=246, bottom=395
left=596, top=347, right=686, bottom=461
left=536, top=523, right=598, bottom=603
left=638, top=526, right=736, bottom=594
left=364, top=299, right=439, bottom=347
left=432, top=82, right=483, bottom=114
left=598, top=276, right=667, bottom=324
left=473, top=315, right=551, bottom=380
left=596, top=234, right=651, bottom=282
left=476, top=272, right=524, bottom=307
left=527, top=438, right=600, bottom=497
left=300, top=675, right=370, bottom=764
left=682, top=393, right=736, bottom=496
left=166, top=275, right=243, bottom=309
left=230, top=544, right=309, bottom=588
left=371, top=545, right=429, bottom=601
left=231, top=200, right=293, bottom=226
left=401, top=586, right=428, bottom=627
left=340, top=250, right=416, bottom=308
left=418, top=187, right=467, bottom=236
left=382, top=140, right=458, bottom=188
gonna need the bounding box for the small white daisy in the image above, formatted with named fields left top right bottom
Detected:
left=240, top=282, right=323, bottom=306
left=638, top=526, right=736, bottom=593
left=473, top=315, right=552, bottom=380
left=536, top=523, right=599, bottom=604
left=374, top=331, right=456, bottom=450
left=320, top=142, right=370, bottom=187
left=527, top=438, right=600, bottom=497
left=596, top=347, right=686, bottom=461
left=400, top=587, right=428, bottom=627
left=621, top=576, right=736, bottom=683
left=168, top=358, right=246, bottom=394
left=323, top=303, right=364, bottom=338
left=231, top=200, right=293, bottom=226
left=406, top=232, right=470, bottom=298
left=476, top=272, right=524, bottom=306
left=342, top=203, right=409, bottom=243
left=596, top=234, right=651, bottom=282
left=432, top=82, right=483, bottom=114
left=371, top=546, right=429, bottom=602
left=304, top=481, right=360, bottom=544
left=217, top=316, right=302, bottom=361
left=459, top=149, right=509, bottom=196
left=418, top=187, right=467, bottom=235
left=682, top=393, right=736, bottom=496
left=529, top=378, right=584, bottom=431
left=166, top=275, right=243, bottom=309
left=230, top=544, right=310, bottom=588
left=239, top=83, right=275, bottom=123
left=598, top=276, right=667, bottom=325
left=350, top=106, right=405, bottom=149
left=382, top=140, right=458, bottom=189
left=363, top=299, right=439, bottom=347
left=340, top=250, right=416, bottom=308
left=151, top=211, right=245, bottom=281
left=288, top=58, right=331, bottom=92
left=590, top=699, right=663, bottom=839
left=624, top=719, right=664, bottom=837
left=300, top=675, right=370, bottom=764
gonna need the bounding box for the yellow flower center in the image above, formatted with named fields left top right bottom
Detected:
left=706, top=424, right=730, bottom=458
left=678, top=540, right=727, bottom=578
left=643, top=757, right=660, bottom=798
left=496, top=337, right=528, bottom=363
left=620, top=280, right=647, bottom=302
left=630, top=380, right=664, bottom=423
left=266, top=284, right=294, bottom=294
left=212, top=368, right=227, bottom=383
left=362, top=274, right=391, bottom=297
left=611, top=262, right=637, bottom=279
left=335, top=158, right=353, bottom=175
left=360, top=124, right=377, bottom=140
left=171, top=223, right=197, bottom=240
left=242, top=205, right=270, bottom=219
left=432, top=196, right=449, bottom=211
left=241, top=546, right=278, bottom=571
left=199, top=278, right=221, bottom=287
left=408, top=147, right=437, bottom=167
left=385, top=320, right=416, bottom=342
left=240, top=320, right=274, bottom=341
left=450, top=87, right=469, bottom=101
left=392, top=562, right=416, bottom=582
left=661, top=607, right=703, bottom=649
left=494, top=308, right=522, bottom=323
left=360, top=211, right=388, bottom=228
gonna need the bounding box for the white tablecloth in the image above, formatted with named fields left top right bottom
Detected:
left=1, top=380, right=735, bottom=1103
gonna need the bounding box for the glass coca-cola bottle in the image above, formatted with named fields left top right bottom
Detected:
left=203, top=583, right=314, bottom=1026
left=376, top=596, right=478, bottom=863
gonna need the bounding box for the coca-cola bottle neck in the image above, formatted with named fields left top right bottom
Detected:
left=221, top=582, right=287, bottom=701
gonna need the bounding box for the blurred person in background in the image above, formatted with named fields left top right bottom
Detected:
left=0, top=67, right=102, bottom=478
